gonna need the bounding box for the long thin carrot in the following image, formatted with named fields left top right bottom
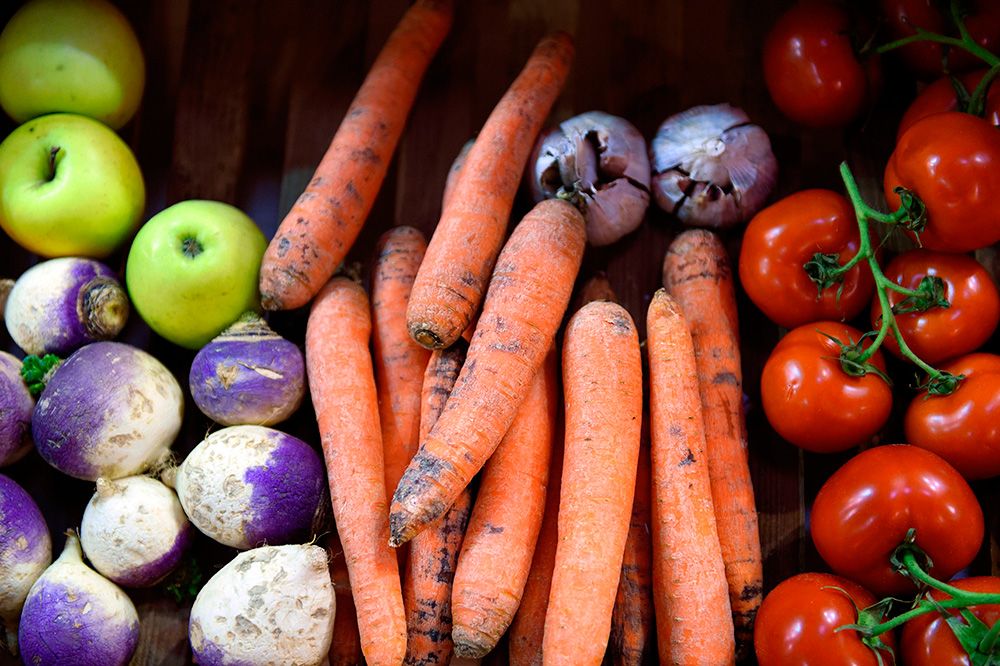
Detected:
left=326, top=533, right=363, bottom=666
left=405, top=31, right=575, bottom=349
left=543, top=301, right=643, bottom=666
left=259, top=0, right=453, bottom=311
left=404, top=341, right=473, bottom=666
left=372, top=226, right=431, bottom=503
left=662, top=230, right=761, bottom=660
left=306, top=277, right=405, bottom=666
left=390, top=198, right=586, bottom=547
left=442, top=138, right=474, bottom=211
left=451, top=347, right=558, bottom=659
left=647, top=289, right=735, bottom=665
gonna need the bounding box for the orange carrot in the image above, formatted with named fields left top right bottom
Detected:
left=390, top=198, right=586, bottom=547
left=406, top=32, right=575, bottom=349
left=575, top=272, right=617, bottom=308
left=403, top=341, right=474, bottom=666
left=543, top=301, right=643, bottom=666
left=259, top=0, right=453, bottom=311
left=326, top=533, right=363, bottom=666
left=372, top=226, right=431, bottom=503
left=306, top=277, right=405, bottom=666
left=451, top=347, right=558, bottom=659
left=662, top=230, right=761, bottom=660
left=647, top=289, right=735, bottom=665
left=442, top=138, right=474, bottom=210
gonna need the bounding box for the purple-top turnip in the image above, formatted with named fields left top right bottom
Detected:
left=189, top=311, right=305, bottom=427
left=17, top=532, right=139, bottom=666
left=80, top=475, right=193, bottom=588
left=0, top=352, right=33, bottom=467
left=32, top=341, right=183, bottom=481
left=0, top=473, right=51, bottom=655
left=170, top=425, right=326, bottom=550
left=4, top=257, right=129, bottom=357
left=189, top=544, right=335, bottom=666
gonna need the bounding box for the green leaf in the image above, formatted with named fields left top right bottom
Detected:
left=19, top=354, right=62, bottom=397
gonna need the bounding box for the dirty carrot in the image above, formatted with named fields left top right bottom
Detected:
left=451, top=347, right=558, bottom=659
left=306, top=277, right=405, bottom=666
left=442, top=138, right=474, bottom=211
left=406, top=31, right=575, bottom=349
left=390, top=198, right=586, bottom=547
left=372, top=226, right=431, bottom=503
left=575, top=272, right=617, bottom=309
left=647, top=289, right=735, bottom=665
left=403, top=341, right=473, bottom=666
left=543, top=301, right=643, bottom=666
left=326, top=533, right=363, bottom=666
left=662, top=229, right=761, bottom=660
left=258, top=0, right=453, bottom=311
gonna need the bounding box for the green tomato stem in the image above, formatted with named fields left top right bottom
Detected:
left=968, top=63, right=1000, bottom=117
left=876, top=28, right=1000, bottom=68
left=979, top=613, right=1000, bottom=654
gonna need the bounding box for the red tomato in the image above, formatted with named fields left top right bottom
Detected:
left=873, top=250, right=1000, bottom=364
left=884, top=112, right=1000, bottom=252
left=755, top=572, right=896, bottom=666
left=739, top=189, right=876, bottom=329
left=811, top=444, right=984, bottom=597
left=760, top=321, right=892, bottom=453
left=897, top=70, right=1000, bottom=140
left=763, top=2, right=880, bottom=127
left=881, top=0, right=1000, bottom=79
left=905, top=353, right=1000, bottom=480
left=900, top=576, right=1000, bottom=666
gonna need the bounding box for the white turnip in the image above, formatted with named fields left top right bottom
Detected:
left=0, top=352, right=33, bottom=467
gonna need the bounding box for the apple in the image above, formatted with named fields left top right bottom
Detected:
left=125, top=200, right=268, bottom=350
left=0, top=112, right=145, bottom=258
left=0, top=0, right=145, bottom=129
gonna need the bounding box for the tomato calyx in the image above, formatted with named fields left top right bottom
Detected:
left=819, top=329, right=894, bottom=383
left=828, top=587, right=898, bottom=665
left=804, top=251, right=847, bottom=298
left=890, top=275, right=949, bottom=316
left=891, top=186, right=928, bottom=236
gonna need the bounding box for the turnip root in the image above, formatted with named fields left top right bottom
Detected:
left=189, top=312, right=305, bottom=427
left=32, top=341, right=183, bottom=481
left=0, top=352, right=33, bottom=467
left=18, top=532, right=139, bottom=666
left=189, top=544, right=335, bottom=666
left=80, top=476, right=193, bottom=588
left=0, top=473, right=51, bottom=655
left=171, top=425, right=326, bottom=550
left=5, top=258, right=129, bottom=357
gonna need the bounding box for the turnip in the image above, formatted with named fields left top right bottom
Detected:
left=170, top=425, right=326, bottom=550
left=4, top=257, right=129, bottom=357
left=80, top=475, right=193, bottom=588
left=32, top=341, right=183, bottom=481
left=189, top=544, right=335, bottom=666
left=0, top=473, right=51, bottom=655
left=18, top=532, right=138, bottom=666
left=189, top=311, right=305, bottom=427
left=0, top=352, right=33, bottom=467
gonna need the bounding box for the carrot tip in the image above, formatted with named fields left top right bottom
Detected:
left=452, top=626, right=493, bottom=659
left=260, top=292, right=280, bottom=311
left=388, top=512, right=411, bottom=547
left=411, top=326, right=445, bottom=350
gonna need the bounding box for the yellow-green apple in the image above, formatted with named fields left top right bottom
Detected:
left=0, top=113, right=145, bottom=258
left=0, top=0, right=145, bottom=129
left=126, top=200, right=268, bottom=349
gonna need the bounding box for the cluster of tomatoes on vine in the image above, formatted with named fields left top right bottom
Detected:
left=742, top=0, right=1000, bottom=664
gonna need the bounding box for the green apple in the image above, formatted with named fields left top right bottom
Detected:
left=0, top=0, right=145, bottom=129
left=126, top=200, right=268, bottom=349
left=0, top=112, right=145, bottom=258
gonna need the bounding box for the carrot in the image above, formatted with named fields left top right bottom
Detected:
left=372, top=226, right=431, bottom=503
left=543, top=301, right=643, bottom=666
left=326, top=533, right=363, bottom=666
left=406, top=31, right=575, bottom=349
left=403, top=341, right=474, bottom=666
left=661, top=229, right=761, bottom=660
left=647, top=289, right=735, bottom=665
left=451, top=347, right=558, bottom=659
left=306, top=277, right=405, bottom=666
left=390, top=198, right=586, bottom=547
left=442, top=138, right=474, bottom=210
left=575, top=272, right=617, bottom=308
left=259, top=0, right=453, bottom=311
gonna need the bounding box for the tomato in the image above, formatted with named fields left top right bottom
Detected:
left=884, top=112, right=1000, bottom=253
left=760, top=321, right=892, bottom=453
left=900, top=576, right=1000, bottom=666
left=873, top=249, right=1000, bottom=364
left=880, top=0, right=1000, bottom=79
left=897, top=69, right=1000, bottom=140
left=755, top=572, right=896, bottom=665
left=739, top=189, right=876, bottom=329
left=905, top=353, right=1000, bottom=480
left=763, top=2, right=880, bottom=128
left=811, top=444, right=984, bottom=597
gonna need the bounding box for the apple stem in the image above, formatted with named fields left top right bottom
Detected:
left=46, top=146, right=61, bottom=182
left=181, top=237, right=203, bottom=258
